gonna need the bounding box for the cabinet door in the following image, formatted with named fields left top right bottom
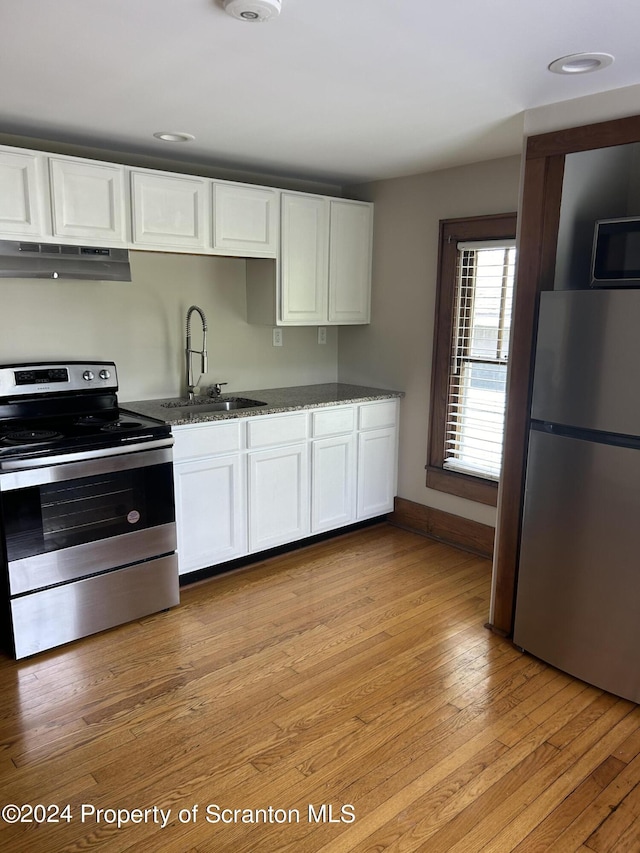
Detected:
left=280, top=193, right=329, bottom=324
left=312, top=434, right=356, bottom=533
left=49, top=158, right=126, bottom=243
left=213, top=183, right=278, bottom=257
left=174, top=454, right=247, bottom=574
left=131, top=170, right=208, bottom=250
left=328, top=200, right=373, bottom=324
left=248, top=443, right=309, bottom=551
left=0, top=149, right=46, bottom=238
left=357, top=427, right=397, bottom=518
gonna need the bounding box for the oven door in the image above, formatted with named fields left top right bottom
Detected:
left=0, top=445, right=176, bottom=596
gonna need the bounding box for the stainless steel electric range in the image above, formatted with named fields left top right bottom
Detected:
left=0, top=361, right=179, bottom=659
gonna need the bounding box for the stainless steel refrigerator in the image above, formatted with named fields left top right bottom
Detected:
left=513, top=289, right=640, bottom=703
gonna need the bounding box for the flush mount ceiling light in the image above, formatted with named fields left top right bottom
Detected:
left=153, top=131, right=196, bottom=143
left=223, top=0, right=281, bottom=22
left=548, top=52, right=614, bottom=75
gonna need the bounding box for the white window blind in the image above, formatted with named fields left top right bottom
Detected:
left=444, top=240, right=516, bottom=480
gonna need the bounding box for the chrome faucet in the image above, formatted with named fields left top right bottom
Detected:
left=185, top=305, right=208, bottom=400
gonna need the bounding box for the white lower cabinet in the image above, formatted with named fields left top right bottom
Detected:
left=174, top=454, right=247, bottom=574
left=357, top=428, right=397, bottom=518
left=248, top=443, right=310, bottom=551
left=246, top=411, right=310, bottom=551
left=310, top=405, right=357, bottom=533
left=172, top=422, right=247, bottom=575
left=356, top=399, right=399, bottom=519
left=312, top=434, right=356, bottom=532
left=172, top=398, right=398, bottom=576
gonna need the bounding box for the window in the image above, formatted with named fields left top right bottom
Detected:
left=427, top=213, right=517, bottom=506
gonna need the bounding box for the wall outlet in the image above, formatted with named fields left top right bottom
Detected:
left=272, top=327, right=283, bottom=347
left=317, top=326, right=327, bottom=345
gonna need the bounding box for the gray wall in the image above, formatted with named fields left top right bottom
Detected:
left=0, top=251, right=338, bottom=402
left=339, top=155, right=522, bottom=527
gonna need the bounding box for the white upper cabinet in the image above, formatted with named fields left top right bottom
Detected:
left=280, top=192, right=330, bottom=324
left=130, top=170, right=208, bottom=250
left=49, top=157, right=127, bottom=244
left=0, top=143, right=373, bottom=321
left=328, top=199, right=372, bottom=324
left=213, top=183, right=278, bottom=257
left=0, top=148, right=47, bottom=238
left=278, top=193, right=372, bottom=326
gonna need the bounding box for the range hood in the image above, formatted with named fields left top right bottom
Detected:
left=0, top=240, right=131, bottom=281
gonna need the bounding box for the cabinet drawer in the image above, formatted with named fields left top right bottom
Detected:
left=312, top=406, right=355, bottom=438
left=173, top=420, right=243, bottom=461
left=358, top=399, right=398, bottom=431
left=247, top=412, right=308, bottom=448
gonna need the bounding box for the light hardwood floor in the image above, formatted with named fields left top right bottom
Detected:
left=0, top=524, right=639, bottom=852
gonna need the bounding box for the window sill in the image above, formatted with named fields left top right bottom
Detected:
left=426, top=465, right=498, bottom=507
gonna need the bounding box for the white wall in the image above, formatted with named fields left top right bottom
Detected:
left=0, top=251, right=338, bottom=402
left=339, top=155, right=522, bottom=527
left=524, top=83, right=640, bottom=137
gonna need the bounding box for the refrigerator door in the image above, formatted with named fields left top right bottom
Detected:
left=514, top=428, right=640, bottom=703
left=532, top=290, right=640, bottom=435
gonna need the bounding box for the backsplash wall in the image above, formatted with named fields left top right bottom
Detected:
left=0, top=251, right=338, bottom=401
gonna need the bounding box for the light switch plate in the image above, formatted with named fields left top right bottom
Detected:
left=318, top=326, right=327, bottom=345
left=272, top=328, right=283, bottom=347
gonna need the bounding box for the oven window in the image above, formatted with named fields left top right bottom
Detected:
left=2, top=463, right=174, bottom=562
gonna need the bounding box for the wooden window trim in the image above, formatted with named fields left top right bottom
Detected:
left=427, top=212, right=517, bottom=507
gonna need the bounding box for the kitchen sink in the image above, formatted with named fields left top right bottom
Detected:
left=161, top=396, right=267, bottom=413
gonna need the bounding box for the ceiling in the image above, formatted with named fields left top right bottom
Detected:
left=3, top=0, right=640, bottom=186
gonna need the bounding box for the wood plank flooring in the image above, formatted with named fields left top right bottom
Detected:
left=0, top=524, right=638, bottom=852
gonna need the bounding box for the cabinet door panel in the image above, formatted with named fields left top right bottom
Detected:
left=312, top=406, right=355, bottom=438
left=357, top=427, right=397, bottom=518
left=173, top=421, right=243, bottom=462
left=281, top=193, right=329, bottom=324
left=247, top=412, right=308, bottom=449
left=50, top=158, right=126, bottom=243
left=249, top=444, right=309, bottom=551
left=174, top=455, right=247, bottom=574
left=358, top=399, right=398, bottom=431
left=131, top=171, right=208, bottom=249
left=328, top=200, right=372, bottom=324
left=312, top=434, right=356, bottom=533
left=0, top=150, right=45, bottom=237
left=213, top=184, right=278, bottom=257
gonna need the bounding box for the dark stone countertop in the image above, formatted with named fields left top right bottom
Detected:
left=123, top=382, right=403, bottom=427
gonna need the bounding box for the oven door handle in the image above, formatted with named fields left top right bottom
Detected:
left=0, top=439, right=174, bottom=491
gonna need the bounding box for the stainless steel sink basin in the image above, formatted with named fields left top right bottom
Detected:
left=161, top=396, right=267, bottom=413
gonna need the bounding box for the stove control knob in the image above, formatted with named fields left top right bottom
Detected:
left=99, top=369, right=111, bottom=380
left=82, top=370, right=95, bottom=381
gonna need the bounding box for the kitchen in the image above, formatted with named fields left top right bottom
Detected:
left=2, top=1, right=640, bottom=850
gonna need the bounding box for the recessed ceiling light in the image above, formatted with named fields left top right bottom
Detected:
left=548, top=53, right=614, bottom=75
left=153, top=132, right=196, bottom=143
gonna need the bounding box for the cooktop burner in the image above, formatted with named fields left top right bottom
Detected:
left=75, top=415, right=109, bottom=427
left=1, top=429, right=63, bottom=445
left=101, top=420, right=142, bottom=432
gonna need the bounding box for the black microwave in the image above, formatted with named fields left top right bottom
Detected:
left=591, top=217, right=640, bottom=287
